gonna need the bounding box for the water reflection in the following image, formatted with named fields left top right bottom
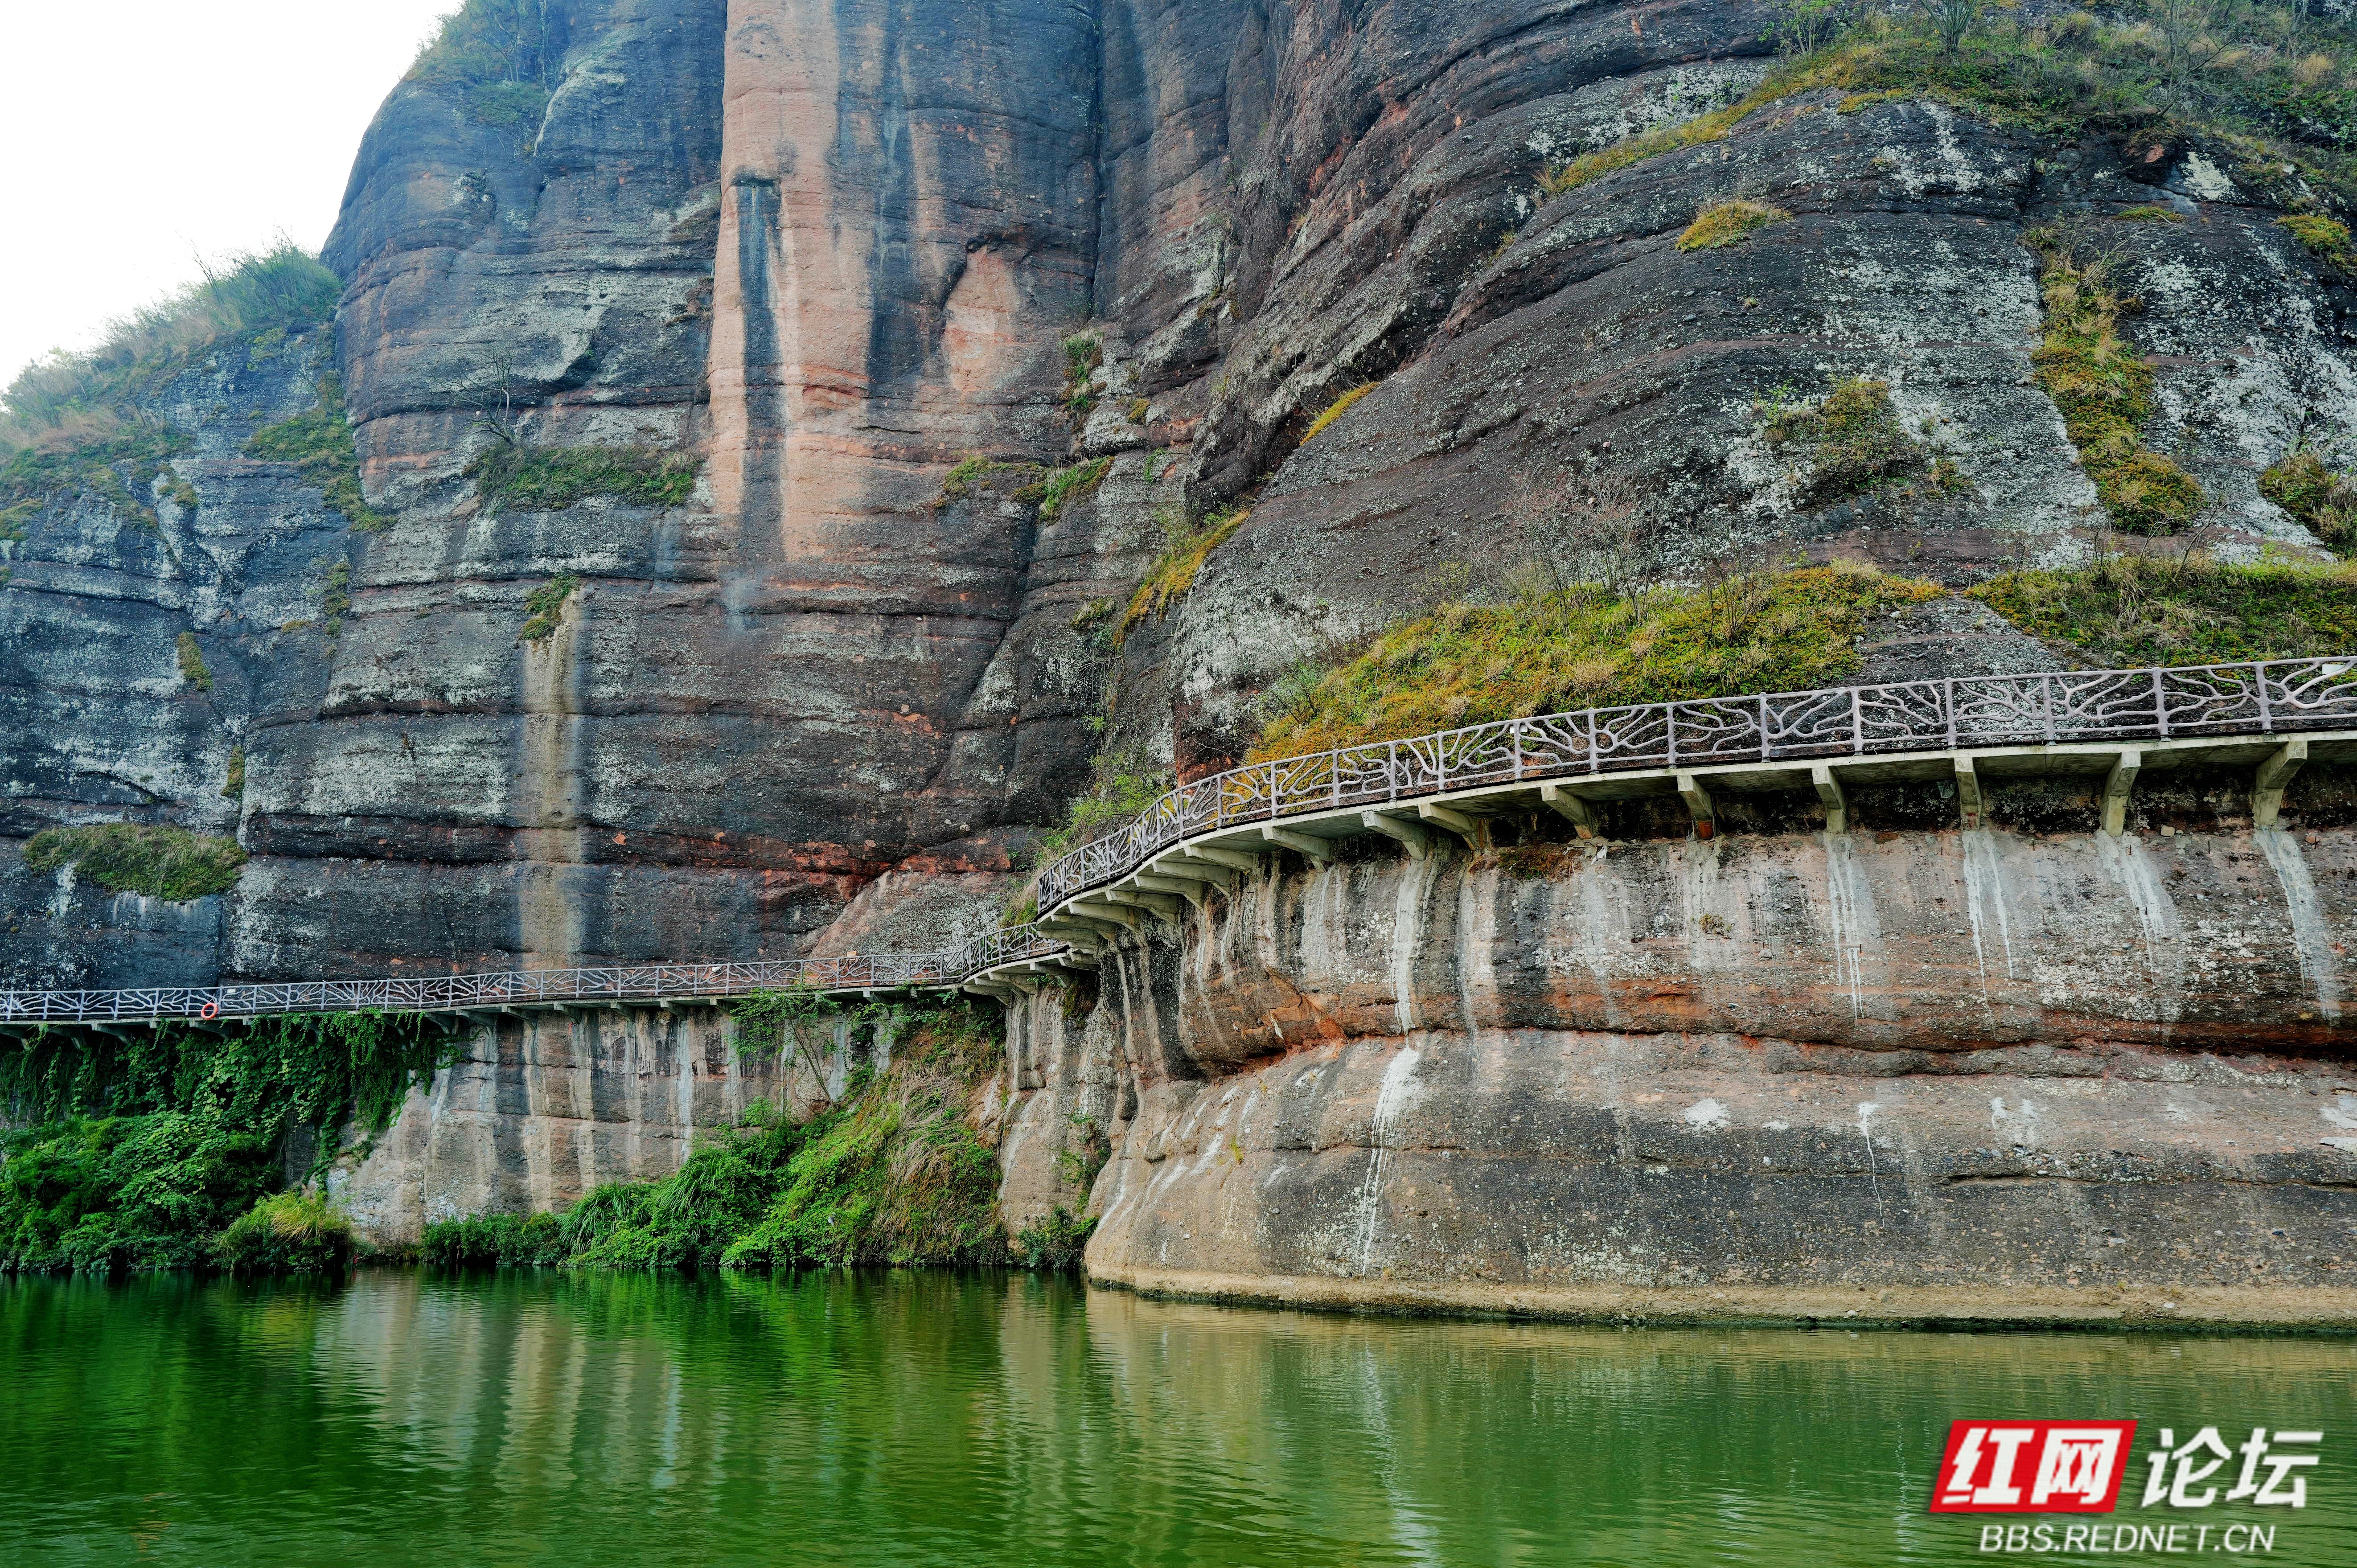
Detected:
left=0, top=1270, right=2351, bottom=1566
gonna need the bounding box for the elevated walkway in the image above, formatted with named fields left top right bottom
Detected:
left=7, top=657, right=2353, bottom=1034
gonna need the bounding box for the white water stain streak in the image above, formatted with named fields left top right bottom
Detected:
left=1352, top=1045, right=1424, bottom=1277
left=1820, top=835, right=1876, bottom=1020
left=1390, top=855, right=1440, bottom=1034
left=1959, top=829, right=2019, bottom=996
left=2091, top=833, right=2186, bottom=1023
left=2257, top=828, right=2345, bottom=1020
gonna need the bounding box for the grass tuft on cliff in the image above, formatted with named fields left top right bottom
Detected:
left=246, top=377, right=394, bottom=531
left=2, top=245, right=339, bottom=459
left=1117, top=505, right=1252, bottom=645
left=518, top=573, right=579, bottom=643
left=1971, top=552, right=2357, bottom=667
left=410, top=0, right=552, bottom=137
left=2262, top=446, right=2357, bottom=551
left=1543, top=8, right=2357, bottom=205
left=1678, top=200, right=1790, bottom=251
left=1249, top=564, right=1945, bottom=761
left=1760, top=378, right=1949, bottom=505
left=468, top=444, right=702, bottom=513
left=2027, top=232, right=2203, bottom=535
left=421, top=998, right=1025, bottom=1272
left=22, top=824, right=247, bottom=902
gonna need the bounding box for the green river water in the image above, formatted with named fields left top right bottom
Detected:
left=0, top=1270, right=2351, bottom=1566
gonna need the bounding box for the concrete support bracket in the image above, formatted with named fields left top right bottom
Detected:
left=2255, top=738, right=2309, bottom=828
left=1132, top=872, right=1209, bottom=908
left=1359, top=811, right=1431, bottom=860
left=1811, top=763, right=1848, bottom=835
left=1076, top=899, right=1145, bottom=931
left=1538, top=782, right=1600, bottom=839
left=1673, top=770, right=1717, bottom=840
left=1106, top=887, right=1184, bottom=923
left=1261, top=824, right=1336, bottom=862
left=1955, top=754, right=1983, bottom=829
left=1146, top=857, right=1234, bottom=889
left=1416, top=800, right=1484, bottom=846
left=2101, top=748, right=2143, bottom=837
left=1183, top=844, right=1265, bottom=874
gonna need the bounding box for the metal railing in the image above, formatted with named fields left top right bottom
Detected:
left=10, top=657, right=2354, bottom=1030
left=0, top=926, right=1072, bottom=1028
left=1036, top=656, right=2357, bottom=907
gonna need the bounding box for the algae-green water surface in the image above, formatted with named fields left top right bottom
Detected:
left=1, top=1270, right=2351, bottom=1566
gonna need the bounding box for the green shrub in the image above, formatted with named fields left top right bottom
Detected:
left=2027, top=235, right=2202, bottom=534
left=21, top=823, right=247, bottom=902
left=1970, top=553, right=2357, bottom=667
left=0, top=1011, right=450, bottom=1276
left=246, top=377, right=392, bottom=531
left=214, top=1189, right=354, bottom=1275
left=422, top=1210, right=565, bottom=1268
left=1251, top=563, right=1944, bottom=760
left=417, top=1001, right=1011, bottom=1274
left=467, top=444, right=701, bottom=512
left=518, top=572, right=579, bottom=642
left=1013, top=1206, right=1096, bottom=1271
left=0, top=1115, right=278, bottom=1275
left=1014, top=456, right=1112, bottom=522
left=409, top=0, right=551, bottom=135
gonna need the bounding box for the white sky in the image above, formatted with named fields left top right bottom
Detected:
left=0, top=1, right=462, bottom=390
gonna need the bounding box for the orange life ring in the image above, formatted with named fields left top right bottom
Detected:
left=199, top=1002, right=219, bottom=1020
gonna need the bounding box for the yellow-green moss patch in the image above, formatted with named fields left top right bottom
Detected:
left=175, top=632, right=213, bottom=692
left=2027, top=235, right=2202, bottom=535
left=1303, top=383, right=1377, bottom=442
left=1761, top=378, right=1932, bottom=504
left=1678, top=200, right=1790, bottom=251
left=1116, top=506, right=1252, bottom=645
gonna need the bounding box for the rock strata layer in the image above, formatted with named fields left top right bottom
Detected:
left=1002, top=800, right=2357, bottom=1326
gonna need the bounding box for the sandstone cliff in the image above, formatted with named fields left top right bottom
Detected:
left=11, top=0, right=2357, bottom=1315
left=12, top=0, right=2357, bottom=987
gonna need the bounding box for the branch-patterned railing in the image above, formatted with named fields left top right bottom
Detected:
left=0, top=927, right=1070, bottom=1027
left=1035, top=656, right=2357, bottom=907
left=11, top=657, right=2355, bottom=1029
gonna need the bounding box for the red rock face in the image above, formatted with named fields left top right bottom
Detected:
left=11, top=0, right=2357, bottom=1002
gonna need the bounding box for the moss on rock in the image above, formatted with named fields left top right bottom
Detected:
left=1971, top=553, right=2357, bottom=667
left=22, top=823, right=246, bottom=902
left=1250, top=563, right=1945, bottom=760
